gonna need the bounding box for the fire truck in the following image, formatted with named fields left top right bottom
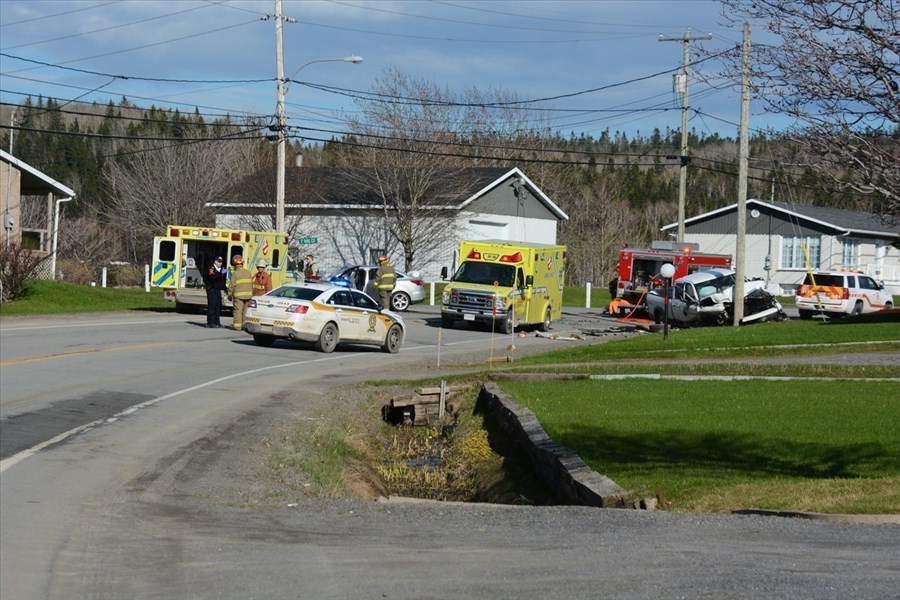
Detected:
left=151, top=225, right=291, bottom=312
left=615, top=241, right=732, bottom=302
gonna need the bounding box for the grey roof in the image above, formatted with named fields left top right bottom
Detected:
left=212, top=166, right=568, bottom=221
left=0, top=149, right=76, bottom=197
left=663, top=198, right=898, bottom=239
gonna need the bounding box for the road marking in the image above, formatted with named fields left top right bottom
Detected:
left=0, top=344, right=434, bottom=474
left=0, top=341, right=183, bottom=366
left=0, top=318, right=187, bottom=332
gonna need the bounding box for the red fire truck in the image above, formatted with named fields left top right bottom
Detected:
left=615, top=242, right=732, bottom=302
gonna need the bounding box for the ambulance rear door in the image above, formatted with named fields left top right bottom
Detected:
left=152, top=236, right=182, bottom=289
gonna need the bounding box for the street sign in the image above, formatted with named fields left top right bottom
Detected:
left=297, top=237, right=318, bottom=245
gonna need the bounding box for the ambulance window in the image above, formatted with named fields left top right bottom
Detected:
left=271, top=249, right=281, bottom=269
left=158, top=240, right=176, bottom=262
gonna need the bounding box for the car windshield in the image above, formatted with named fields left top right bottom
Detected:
left=694, top=273, right=735, bottom=300
left=267, top=286, right=325, bottom=301
left=452, top=261, right=516, bottom=287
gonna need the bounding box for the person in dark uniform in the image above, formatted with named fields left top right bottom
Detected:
left=203, top=256, right=228, bottom=328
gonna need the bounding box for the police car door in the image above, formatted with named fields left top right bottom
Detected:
left=327, top=289, right=365, bottom=342
left=350, top=290, right=386, bottom=342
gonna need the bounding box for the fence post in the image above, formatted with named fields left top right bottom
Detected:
left=585, top=282, right=592, bottom=308
left=101, top=267, right=108, bottom=288
left=145, top=264, right=150, bottom=292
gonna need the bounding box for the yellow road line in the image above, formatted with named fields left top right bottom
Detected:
left=0, top=341, right=181, bottom=366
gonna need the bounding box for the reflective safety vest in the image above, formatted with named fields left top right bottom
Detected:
left=252, top=271, right=272, bottom=296
left=375, top=264, right=396, bottom=290
left=230, top=267, right=253, bottom=299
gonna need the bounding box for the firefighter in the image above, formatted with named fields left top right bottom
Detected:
left=203, top=256, right=228, bottom=328
left=228, top=255, right=253, bottom=330
left=373, top=254, right=396, bottom=308
left=252, top=259, right=273, bottom=296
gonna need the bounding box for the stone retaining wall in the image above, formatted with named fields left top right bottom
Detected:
left=478, top=382, right=638, bottom=509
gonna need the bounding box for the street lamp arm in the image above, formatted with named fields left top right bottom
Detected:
left=286, top=55, right=364, bottom=86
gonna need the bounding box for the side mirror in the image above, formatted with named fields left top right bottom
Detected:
left=878, top=280, right=885, bottom=290
left=440, top=266, right=448, bottom=280
left=525, top=275, right=534, bottom=287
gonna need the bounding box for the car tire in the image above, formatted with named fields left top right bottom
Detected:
left=536, top=307, right=551, bottom=332
left=498, top=312, right=514, bottom=335
left=315, top=322, right=339, bottom=353
left=441, top=316, right=455, bottom=329
left=253, top=334, right=275, bottom=347
left=382, top=324, right=403, bottom=354
left=851, top=300, right=863, bottom=316
left=798, top=309, right=813, bottom=320
left=885, top=302, right=893, bottom=311
left=391, top=291, right=411, bottom=311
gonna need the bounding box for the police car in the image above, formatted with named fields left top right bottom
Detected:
left=242, top=282, right=405, bottom=353
left=795, top=270, right=893, bottom=318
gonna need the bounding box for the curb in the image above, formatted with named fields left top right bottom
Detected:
left=733, top=508, right=900, bottom=525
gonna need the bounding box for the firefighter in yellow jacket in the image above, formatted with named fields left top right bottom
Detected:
left=373, top=254, right=396, bottom=308
left=229, top=255, right=253, bottom=330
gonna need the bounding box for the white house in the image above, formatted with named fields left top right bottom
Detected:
left=662, top=199, right=900, bottom=294
left=209, top=166, right=568, bottom=280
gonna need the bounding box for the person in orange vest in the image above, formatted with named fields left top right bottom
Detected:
left=228, top=255, right=253, bottom=330
left=252, top=259, right=273, bottom=296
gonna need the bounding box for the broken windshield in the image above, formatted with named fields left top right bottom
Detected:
left=452, top=261, right=516, bottom=287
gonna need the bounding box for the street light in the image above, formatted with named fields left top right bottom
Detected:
left=660, top=263, right=676, bottom=341
left=275, top=55, right=363, bottom=233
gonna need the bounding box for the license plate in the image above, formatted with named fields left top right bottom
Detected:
left=463, top=314, right=475, bottom=321
left=260, top=324, right=273, bottom=333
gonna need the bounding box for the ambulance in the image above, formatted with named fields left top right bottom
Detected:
left=151, top=225, right=291, bottom=312
left=440, top=240, right=567, bottom=333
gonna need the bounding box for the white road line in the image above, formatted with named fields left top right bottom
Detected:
left=0, top=318, right=188, bottom=332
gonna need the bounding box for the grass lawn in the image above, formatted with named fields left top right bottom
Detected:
left=0, top=280, right=172, bottom=316
left=498, top=378, right=900, bottom=513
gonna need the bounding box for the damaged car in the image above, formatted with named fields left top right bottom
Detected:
left=645, top=268, right=785, bottom=327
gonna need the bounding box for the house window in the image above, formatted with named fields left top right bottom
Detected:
left=841, top=238, right=860, bottom=268
left=781, top=235, right=820, bottom=269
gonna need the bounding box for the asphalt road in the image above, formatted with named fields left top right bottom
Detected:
left=1, top=306, right=898, bottom=599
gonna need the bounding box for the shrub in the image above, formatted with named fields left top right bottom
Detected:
left=56, top=258, right=97, bottom=286
left=0, top=242, right=49, bottom=301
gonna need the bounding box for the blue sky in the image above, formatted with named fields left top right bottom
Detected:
left=0, top=0, right=781, bottom=143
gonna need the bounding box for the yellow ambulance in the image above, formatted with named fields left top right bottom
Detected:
left=440, top=240, right=567, bottom=333
left=152, top=225, right=292, bottom=312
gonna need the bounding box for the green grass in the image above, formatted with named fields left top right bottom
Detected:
left=0, top=280, right=172, bottom=315
left=498, top=378, right=900, bottom=513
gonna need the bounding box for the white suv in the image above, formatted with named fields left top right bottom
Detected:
left=795, top=271, right=893, bottom=318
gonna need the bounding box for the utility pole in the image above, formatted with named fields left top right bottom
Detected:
left=270, top=0, right=294, bottom=234
left=733, top=21, right=752, bottom=326
left=659, top=30, right=712, bottom=242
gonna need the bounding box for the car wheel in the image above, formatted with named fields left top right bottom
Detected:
left=536, top=307, right=551, bottom=332
left=441, top=316, right=455, bottom=329
left=798, top=309, right=813, bottom=320
left=851, top=300, right=864, bottom=316
left=497, top=311, right=514, bottom=335
left=253, top=334, right=275, bottom=347
left=382, top=324, right=403, bottom=354
left=391, top=291, right=411, bottom=311
left=885, top=302, right=893, bottom=311
left=315, top=322, right=339, bottom=353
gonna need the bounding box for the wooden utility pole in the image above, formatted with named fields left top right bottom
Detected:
left=659, top=30, right=712, bottom=242
left=733, top=21, right=752, bottom=326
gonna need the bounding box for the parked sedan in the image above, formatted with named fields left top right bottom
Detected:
left=329, top=265, right=425, bottom=312
left=242, top=282, right=405, bottom=353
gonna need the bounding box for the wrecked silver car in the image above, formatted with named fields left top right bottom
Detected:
left=645, top=268, right=785, bottom=327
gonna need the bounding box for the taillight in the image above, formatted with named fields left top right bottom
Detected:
left=798, top=285, right=810, bottom=295
left=411, top=279, right=424, bottom=287
left=286, top=304, right=309, bottom=314
left=841, top=288, right=849, bottom=299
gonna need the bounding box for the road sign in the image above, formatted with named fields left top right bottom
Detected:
left=297, top=237, right=318, bottom=245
